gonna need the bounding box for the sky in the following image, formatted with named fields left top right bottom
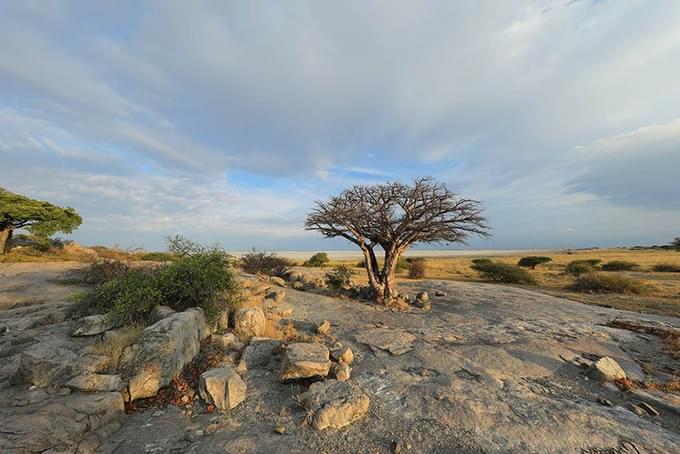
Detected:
left=1, top=0, right=679, bottom=252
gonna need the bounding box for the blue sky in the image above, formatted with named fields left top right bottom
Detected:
left=1, top=1, right=679, bottom=251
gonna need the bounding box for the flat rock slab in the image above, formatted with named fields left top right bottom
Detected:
left=355, top=327, right=416, bottom=355
left=280, top=343, right=331, bottom=380
left=299, top=379, right=370, bottom=430
left=66, top=373, right=124, bottom=392
left=199, top=366, right=247, bottom=410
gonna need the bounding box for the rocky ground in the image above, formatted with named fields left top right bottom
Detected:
left=1, top=262, right=679, bottom=453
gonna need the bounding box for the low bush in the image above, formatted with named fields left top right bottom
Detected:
left=80, top=259, right=132, bottom=285
left=325, top=265, right=355, bottom=289
left=653, top=263, right=680, bottom=273
left=140, top=251, right=178, bottom=262
left=89, top=269, right=161, bottom=325
left=407, top=258, right=427, bottom=279
left=573, top=272, right=645, bottom=294
left=601, top=260, right=639, bottom=271
left=304, top=252, right=329, bottom=267
left=517, top=256, right=552, bottom=269
left=471, top=261, right=536, bottom=284
left=241, top=249, right=292, bottom=276
left=471, top=258, right=492, bottom=265
left=564, top=261, right=595, bottom=276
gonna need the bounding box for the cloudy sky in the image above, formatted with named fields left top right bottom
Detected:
left=1, top=0, right=679, bottom=251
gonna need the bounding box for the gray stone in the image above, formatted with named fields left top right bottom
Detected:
left=198, top=366, right=247, bottom=410
left=71, top=314, right=116, bottom=337
left=123, top=308, right=209, bottom=401
left=331, top=345, right=354, bottom=364
left=416, top=291, right=429, bottom=304
left=262, top=300, right=293, bottom=320
left=587, top=356, right=627, bottom=382
left=66, top=373, right=124, bottom=392
left=213, top=333, right=244, bottom=351
left=270, top=276, right=287, bottom=287
left=355, top=327, right=416, bottom=355
left=233, top=307, right=266, bottom=337
left=317, top=320, right=331, bottom=336
left=298, top=380, right=370, bottom=430
left=240, top=339, right=279, bottom=369
left=280, top=343, right=331, bottom=381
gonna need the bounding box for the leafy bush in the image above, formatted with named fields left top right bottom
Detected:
left=241, top=249, right=292, bottom=276
left=471, top=258, right=492, bottom=265
left=471, top=261, right=536, bottom=284
left=565, top=261, right=595, bottom=276
left=517, top=256, right=552, bottom=269
left=81, top=259, right=132, bottom=285
left=601, top=260, right=639, bottom=271
left=304, top=252, right=329, bottom=267
left=407, top=258, right=427, bottom=279
left=165, top=234, right=205, bottom=257
left=653, top=263, right=680, bottom=273
left=325, top=265, right=355, bottom=289
left=573, top=272, right=645, bottom=294
left=89, top=270, right=161, bottom=325
left=140, top=251, right=178, bottom=262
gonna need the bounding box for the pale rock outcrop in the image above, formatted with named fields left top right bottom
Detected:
left=123, top=308, right=209, bottom=401
left=233, top=307, right=266, bottom=337
left=587, top=356, right=627, bottom=382
left=66, top=373, right=124, bottom=392
left=213, top=333, right=244, bottom=351
left=298, top=380, right=369, bottom=430
left=280, top=343, right=331, bottom=381
left=150, top=305, right=175, bottom=324
left=71, top=314, right=116, bottom=337
left=198, top=366, right=247, bottom=410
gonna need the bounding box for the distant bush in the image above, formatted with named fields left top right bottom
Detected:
left=471, top=261, right=536, bottom=285
left=601, top=261, right=639, bottom=271
left=565, top=261, right=595, bottom=276
left=356, top=257, right=407, bottom=272
left=304, top=252, right=329, bottom=267
left=407, top=258, right=427, bottom=279
left=81, top=259, right=132, bottom=285
left=325, top=265, right=355, bottom=289
left=653, top=263, right=680, bottom=273
left=517, top=256, right=552, bottom=270
left=241, top=249, right=292, bottom=276
left=140, top=251, right=178, bottom=262
left=574, top=273, right=645, bottom=294
left=471, top=258, right=492, bottom=265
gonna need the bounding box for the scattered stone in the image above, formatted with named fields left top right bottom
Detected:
left=270, top=276, right=287, bottom=287
left=213, top=333, right=244, bottom=351
left=392, top=441, right=403, bottom=453
left=331, top=345, right=354, bottom=364
left=265, top=289, right=286, bottom=304
left=355, top=327, right=416, bottom=356
left=629, top=404, right=647, bottom=417
left=317, top=320, right=331, bottom=336
left=198, top=366, right=247, bottom=411
left=416, top=291, right=429, bottom=304
left=331, top=362, right=351, bottom=381
left=241, top=339, right=279, bottom=369
left=150, top=305, right=176, bottom=323
left=233, top=307, right=266, bottom=337
left=597, top=397, right=613, bottom=407
left=280, top=343, right=332, bottom=381
left=587, top=356, right=627, bottom=382
left=123, top=308, right=209, bottom=401
left=298, top=380, right=370, bottom=430
left=262, top=301, right=293, bottom=320
left=637, top=402, right=659, bottom=417
left=66, top=373, right=124, bottom=392
left=434, top=290, right=446, bottom=297
left=286, top=271, right=304, bottom=282
left=292, top=281, right=304, bottom=290
left=71, top=314, right=116, bottom=337
left=274, top=425, right=286, bottom=434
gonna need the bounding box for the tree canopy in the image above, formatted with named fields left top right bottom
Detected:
left=0, top=188, right=82, bottom=253
left=305, top=177, right=489, bottom=303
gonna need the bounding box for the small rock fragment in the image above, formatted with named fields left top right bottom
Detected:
left=638, top=401, right=659, bottom=416
left=434, top=290, right=446, bottom=297
left=317, top=320, right=331, bottom=336
left=213, top=333, right=244, bottom=351
left=274, top=425, right=286, bottom=434
left=298, top=380, right=370, bottom=430
left=597, top=397, right=613, bottom=407
left=587, top=357, right=627, bottom=382
left=331, top=345, right=354, bottom=364
left=198, top=366, right=247, bottom=410
left=66, top=374, right=124, bottom=392
left=71, top=314, right=116, bottom=337
left=416, top=291, right=429, bottom=304
left=331, top=362, right=351, bottom=381
left=280, top=343, right=331, bottom=381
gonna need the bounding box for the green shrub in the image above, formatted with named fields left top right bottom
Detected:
left=601, top=260, right=639, bottom=271
left=471, top=261, right=536, bottom=284
left=81, top=259, right=132, bottom=285
left=471, top=258, right=492, bottom=265
left=564, top=261, right=595, bottom=276
left=140, top=251, right=178, bottom=262
left=304, top=252, right=329, bottom=267
left=653, top=263, right=680, bottom=273
left=241, top=249, right=292, bottom=276
left=90, top=270, right=161, bottom=325
left=581, top=259, right=602, bottom=266
left=325, top=265, right=355, bottom=289
left=573, top=272, right=645, bottom=294
left=165, top=234, right=205, bottom=257
left=155, top=249, right=240, bottom=321
left=407, top=258, right=427, bottom=279
left=517, top=256, right=552, bottom=270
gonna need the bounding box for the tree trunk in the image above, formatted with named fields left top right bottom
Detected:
left=0, top=228, right=11, bottom=254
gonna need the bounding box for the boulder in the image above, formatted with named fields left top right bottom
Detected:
left=317, top=320, right=331, bottom=336
left=262, top=301, right=293, bottom=320
left=270, top=276, right=287, bottom=287
left=298, top=380, right=370, bottom=430
left=71, top=314, right=116, bottom=337
left=331, top=345, right=354, bottom=364
left=355, top=327, right=416, bottom=355
left=213, top=333, right=244, bottom=351
left=66, top=373, right=124, bottom=392
left=123, top=308, right=209, bottom=401
left=331, top=362, right=351, bottom=381
left=240, top=339, right=279, bottom=369
left=416, top=291, right=429, bottom=304
left=587, top=356, right=627, bottom=382
left=233, top=307, right=267, bottom=337
left=280, top=343, right=332, bottom=381
left=198, top=366, right=247, bottom=410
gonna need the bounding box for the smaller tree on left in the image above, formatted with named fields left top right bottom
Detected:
left=0, top=188, right=82, bottom=254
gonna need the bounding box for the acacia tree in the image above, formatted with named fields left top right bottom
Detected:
left=673, top=237, right=680, bottom=251
left=0, top=188, right=82, bottom=254
left=305, top=177, right=489, bottom=304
